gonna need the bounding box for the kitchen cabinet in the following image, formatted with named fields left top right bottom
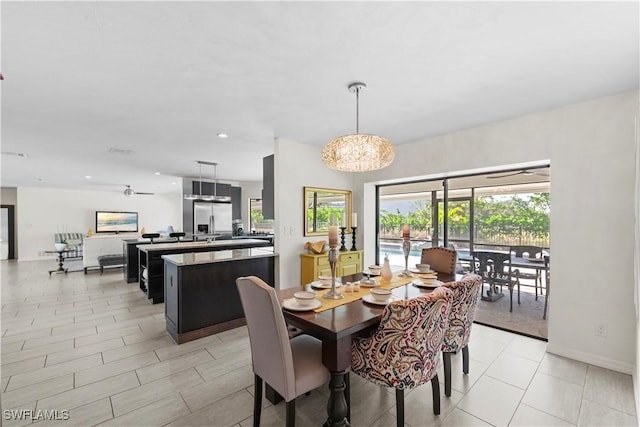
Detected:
left=300, top=250, right=362, bottom=284
left=192, top=181, right=231, bottom=197
left=262, top=154, right=274, bottom=219
left=230, top=186, right=242, bottom=219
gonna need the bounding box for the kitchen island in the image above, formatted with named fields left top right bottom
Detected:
left=138, top=238, right=271, bottom=303
left=163, top=247, right=277, bottom=343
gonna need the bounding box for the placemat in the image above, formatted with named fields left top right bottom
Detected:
left=313, top=274, right=415, bottom=313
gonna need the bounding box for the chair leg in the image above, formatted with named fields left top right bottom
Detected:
left=253, top=374, right=262, bottom=427
left=509, top=286, right=513, bottom=312
left=395, top=388, right=404, bottom=427
left=443, top=352, right=452, bottom=397
left=431, top=374, right=441, bottom=415
left=543, top=281, right=550, bottom=320
left=285, top=399, right=295, bottom=427
left=462, top=345, right=469, bottom=374
left=517, top=279, right=521, bottom=305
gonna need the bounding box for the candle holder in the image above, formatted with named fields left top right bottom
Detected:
left=350, top=227, right=358, bottom=251
left=339, top=227, right=347, bottom=252
left=324, top=246, right=344, bottom=299
left=399, top=238, right=413, bottom=277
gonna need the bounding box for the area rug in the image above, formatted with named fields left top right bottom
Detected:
left=474, top=286, right=548, bottom=340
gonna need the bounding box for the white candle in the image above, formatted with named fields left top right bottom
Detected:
left=402, top=224, right=410, bottom=239
left=328, top=226, right=339, bottom=247
left=352, top=213, right=357, bottom=228
left=341, top=214, right=347, bottom=228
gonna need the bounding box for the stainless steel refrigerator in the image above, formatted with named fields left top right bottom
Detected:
left=193, top=202, right=232, bottom=238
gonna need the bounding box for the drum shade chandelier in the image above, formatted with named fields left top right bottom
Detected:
left=321, top=82, right=394, bottom=172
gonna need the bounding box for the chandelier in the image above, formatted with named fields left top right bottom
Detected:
left=321, top=82, right=394, bottom=172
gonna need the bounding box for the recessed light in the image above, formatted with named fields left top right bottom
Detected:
left=171, top=182, right=177, bottom=185
left=154, top=172, right=161, bottom=175
left=217, top=133, right=228, bottom=138
left=85, top=175, right=92, bottom=179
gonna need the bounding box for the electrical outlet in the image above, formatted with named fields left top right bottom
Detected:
left=596, top=324, right=608, bottom=337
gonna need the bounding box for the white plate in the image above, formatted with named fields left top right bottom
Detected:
left=409, top=268, right=436, bottom=275
left=359, top=279, right=380, bottom=287
left=310, top=280, right=343, bottom=289
left=412, top=279, right=443, bottom=289
left=363, top=270, right=381, bottom=276
left=282, top=298, right=322, bottom=311
left=362, top=294, right=398, bottom=306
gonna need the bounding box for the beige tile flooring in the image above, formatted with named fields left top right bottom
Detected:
left=1, top=259, right=637, bottom=426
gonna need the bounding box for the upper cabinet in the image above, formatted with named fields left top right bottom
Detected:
left=262, top=154, right=274, bottom=219
left=192, top=181, right=231, bottom=197
left=230, top=186, right=242, bottom=220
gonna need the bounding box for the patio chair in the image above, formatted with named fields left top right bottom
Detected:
left=510, top=245, right=544, bottom=300
left=473, top=251, right=520, bottom=312
left=544, top=255, right=550, bottom=319
left=420, top=247, right=458, bottom=275
left=351, top=287, right=453, bottom=425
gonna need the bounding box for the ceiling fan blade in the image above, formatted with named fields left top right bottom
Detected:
left=486, top=171, right=523, bottom=179
left=135, top=192, right=155, bottom=195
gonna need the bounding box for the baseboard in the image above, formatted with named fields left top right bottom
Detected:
left=546, top=342, right=634, bottom=375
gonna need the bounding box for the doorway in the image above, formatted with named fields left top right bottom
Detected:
left=1, top=205, right=16, bottom=260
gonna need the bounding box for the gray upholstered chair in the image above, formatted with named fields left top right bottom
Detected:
left=420, top=247, right=458, bottom=275
left=440, top=274, right=482, bottom=397
left=236, top=276, right=330, bottom=427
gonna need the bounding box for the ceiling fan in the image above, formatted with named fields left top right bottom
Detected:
left=124, top=185, right=154, bottom=196
left=487, top=169, right=550, bottom=179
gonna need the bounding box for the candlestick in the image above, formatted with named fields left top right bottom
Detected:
left=328, top=225, right=339, bottom=247
left=339, top=227, right=347, bottom=251
left=399, top=237, right=413, bottom=277
left=352, top=213, right=357, bottom=228
left=350, top=227, right=358, bottom=251
left=402, top=224, right=410, bottom=239
left=323, top=246, right=344, bottom=299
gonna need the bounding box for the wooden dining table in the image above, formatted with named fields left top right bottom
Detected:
left=277, top=271, right=456, bottom=427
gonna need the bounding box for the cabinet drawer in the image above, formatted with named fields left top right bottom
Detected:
left=340, top=253, right=360, bottom=263
left=317, top=256, right=330, bottom=267
left=341, top=263, right=359, bottom=276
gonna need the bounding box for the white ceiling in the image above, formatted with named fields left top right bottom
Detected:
left=1, top=1, right=638, bottom=195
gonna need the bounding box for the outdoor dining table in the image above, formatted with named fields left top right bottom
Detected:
left=277, top=271, right=456, bottom=427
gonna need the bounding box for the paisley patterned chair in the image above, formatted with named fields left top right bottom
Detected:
left=420, top=247, right=458, bottom=275
left=351, top=287, right=453, bottom=425
left=440, top=274, right=482, bottom=397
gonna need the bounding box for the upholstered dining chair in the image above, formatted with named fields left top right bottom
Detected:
left=351, top=287, right=453, bottom=426
left=510, top=245, right=544, bottom=299
left=440, top=274, right=482, bottom=397
left=420, top=247, right=458, bottom=275
left=236, top=276, right=330, bottom=427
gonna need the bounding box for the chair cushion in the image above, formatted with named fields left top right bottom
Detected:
left=291, top=334, right=331, bottom=397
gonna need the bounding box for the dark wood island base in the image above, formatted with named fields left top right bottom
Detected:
left=163, top=247, right=276, bottom=344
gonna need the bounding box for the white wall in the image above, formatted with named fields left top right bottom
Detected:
left=273, top=137, right=354, bottom=289
left=350, top=90, right=638, bottom=374
left=17, top=187, right=183, bottom=261
left=634, top=113, right=640, bottom=414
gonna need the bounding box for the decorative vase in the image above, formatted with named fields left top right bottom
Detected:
left=54, top=243, right=67, bottom=252
left=381, top=254, right=393, bottom=283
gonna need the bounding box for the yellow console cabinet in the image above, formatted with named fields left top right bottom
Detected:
left=300, top=250, right=362, bottom=284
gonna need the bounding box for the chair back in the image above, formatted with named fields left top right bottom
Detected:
left=236, top=276, right=296, bottom=401
left=441, top=274, right=482, bottom=353
left=474, top=251, right=515, bottom=284
left=510, top=245, right=543, bottom=259
left=352, top=287, right=452, bottom=389
left=421, top=247, right=458, bottom=274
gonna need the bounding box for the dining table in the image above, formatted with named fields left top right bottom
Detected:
left=277, top=270, right=456, bottom=427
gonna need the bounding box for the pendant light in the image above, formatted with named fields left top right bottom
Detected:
left=321, top=82, right=395, bottom=172
left=184, top=161, right=205, bottom=200
left=199, top=161, right=231, bottom=202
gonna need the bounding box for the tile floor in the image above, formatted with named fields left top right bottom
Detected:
left=1, top=259, right=637, bottom=426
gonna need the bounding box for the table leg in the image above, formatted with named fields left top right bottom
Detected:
left=323, top=371, right=350, bottom=427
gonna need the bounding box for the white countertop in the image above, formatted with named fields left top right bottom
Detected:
left=162, top=247, right=277, bottom=266
left=137, top=238, right=269, bottom=252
